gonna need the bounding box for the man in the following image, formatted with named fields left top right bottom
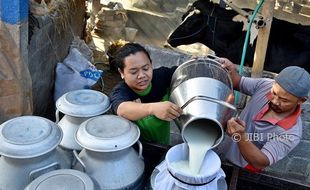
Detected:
left=216, top=58, right=310, bottom=172
left=109, top=43, right=182, bottom=145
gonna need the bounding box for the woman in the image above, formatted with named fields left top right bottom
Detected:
left=109, top=43, right=182, bottom=145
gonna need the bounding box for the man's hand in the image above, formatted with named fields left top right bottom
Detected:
left=216, top=58, right=237, bottom=72
left=226, top=117, right=270, bottom=169
left=150, top=101, right=182, bottom=121
left=216, top=57, right=236, bottom=71
left=226, top=117, right=247, bottom=141
left=216, top=57, right=241, bottom=90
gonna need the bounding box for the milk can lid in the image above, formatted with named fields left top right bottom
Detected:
left=76, top=115, right=140, bottom=152
left=0, top=116, right=62, bottom=158
left=56, top=89, right=111, bottom=117
left=25, top=169, right=98, bottom=190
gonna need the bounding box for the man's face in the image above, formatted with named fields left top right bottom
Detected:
left=119, top=51, right=153, bottom=93
left=269, top=83, right=304, bottom=113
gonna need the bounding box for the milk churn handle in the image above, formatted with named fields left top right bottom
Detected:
left=205, top=54, right=230, bottom=73
left=29, top=162, right=60, bottom=181
left=137, top=140, right=144, bottom=160
left=73, top=149, right=86, bottom=172
left=192, top=54, right=220, bottom=60
left=193, top=54, right=231, bottom=77
left=206, top=54, right=220, bottom=60
left=55, top=109, right=60, bottom=124
left=181, top=95, right=236, bottom=111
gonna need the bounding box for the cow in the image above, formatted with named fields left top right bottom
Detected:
left=167, top=0, right=310, bottom=73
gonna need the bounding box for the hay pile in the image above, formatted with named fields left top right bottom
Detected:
left=29, top=0, right=78, bottom=33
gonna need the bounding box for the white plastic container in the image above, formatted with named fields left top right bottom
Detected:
left=125, top=27, right=138, bottom=42
left=151, top=143, right=227, bottom=190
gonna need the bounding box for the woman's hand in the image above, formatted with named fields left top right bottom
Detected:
left=150, top=101, right=182, bottom=121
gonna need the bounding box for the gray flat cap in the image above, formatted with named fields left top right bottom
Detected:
left=275, top=66, right=310, bottom=98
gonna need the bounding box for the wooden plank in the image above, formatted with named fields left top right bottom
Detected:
left=0, top=23, right=33, bottom=123
left=230, top=0, right=310, bottom=25
left=251, top=0, right=275, bottom=78
left=229, top=167, right=240, bottom=190
left=273, top=7, right=310, bottom=25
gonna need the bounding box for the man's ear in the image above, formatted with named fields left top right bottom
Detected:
left=299, top=97, right=308, bottom=104
left=118, top=68, right=124, bottom=79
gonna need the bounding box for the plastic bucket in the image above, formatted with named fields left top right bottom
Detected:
left=125, top=27, right=138, bottom=42
left=165, top=143, right=221, bottom=185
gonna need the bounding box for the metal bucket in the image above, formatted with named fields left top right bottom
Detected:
left=170, top=57, right=236, bottom=148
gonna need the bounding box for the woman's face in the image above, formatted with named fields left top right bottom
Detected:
left=119, top=51, right=153, bottom=93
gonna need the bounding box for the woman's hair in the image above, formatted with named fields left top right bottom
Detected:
left=113, top=43, right=152, bottom=71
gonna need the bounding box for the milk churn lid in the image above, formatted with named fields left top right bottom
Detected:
left=25, top=169, right=98, bottom=190
left=0, top=116, right=62, bottom=158
left=76, top=115, right=140, bottom=152
left=56, top=89, right=111, bottom=117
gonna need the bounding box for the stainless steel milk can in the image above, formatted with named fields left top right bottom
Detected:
left=0, top=116, right=70, bottom=190
left=170, top=57, right=236, bottom=148
left=73, top=115, right=145, bottom=190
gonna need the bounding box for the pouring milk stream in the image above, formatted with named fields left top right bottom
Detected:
left=171, top=120, right=219, bottom=175
left=168, top=57, right=236, bottom=176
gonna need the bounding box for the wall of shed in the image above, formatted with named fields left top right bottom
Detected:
left=28, top=0, right=86, bottom=119
left=0, top=0, right=32, bottom=123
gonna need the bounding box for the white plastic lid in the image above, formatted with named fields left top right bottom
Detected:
left=25, top=169, right=98, bottom=190
left=56, top=89, right=111, bottom=117
left=76, top=115, right=140, bottom=152
left=0, top=116, right=62, bottom=158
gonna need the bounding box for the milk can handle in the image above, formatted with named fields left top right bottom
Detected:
left=29, top=162, right=60, bottom=181
left=181, top=95, right=236, bottom=111
left=193, top=54, right=220, bottom=60
left=205, top=54, right=231, bottom=73
left=73, top=149, right=86, bottom=172
left=137, top=140, right=144, bottom=160
left=55, top=109, right=60, bottom=124
left=206, top=54, right=220, bottom=60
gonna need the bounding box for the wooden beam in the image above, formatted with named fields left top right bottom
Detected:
left=273, top=7, right=310, bottom=25
left=229, top=167, right=240, bottom=190
left=0, top=23, right=33, bottom=123
left=251, top=0, right=275, bottom=78
left=231, top=0, right=310, bottom=25
left=223, top=0, right=251, bottom=19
